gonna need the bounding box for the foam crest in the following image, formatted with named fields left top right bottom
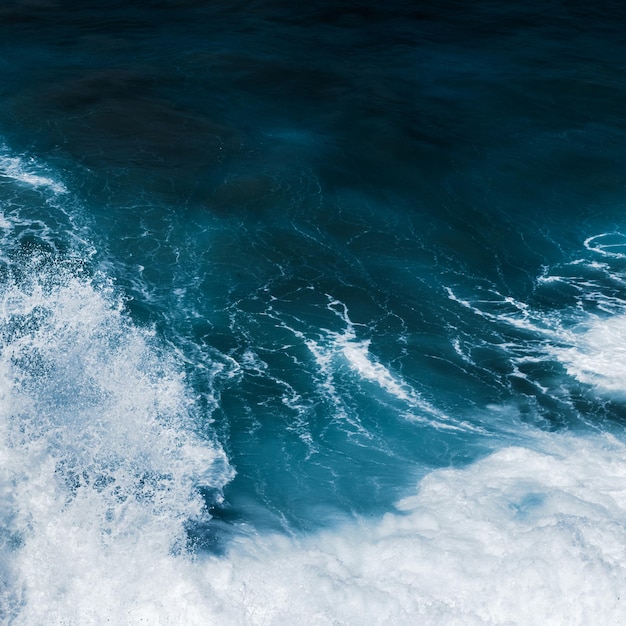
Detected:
left=0, top=148, right=67, bottom=195
left=7, top=403, right=626, bottom=624
left=447, top=236, right=626, bottom=403
left=0, top=260, right=232, bottom=624
left=307, top=298, right=478, bottom=431
left=554, top=315, right=626, bottom=396
left=584, top=232, right=626, bottom=259
left=203, top=434, right=626, bottom=625
left=540, top=235, right=626, bottom=398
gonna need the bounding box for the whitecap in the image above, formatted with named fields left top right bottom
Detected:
left=0, top=149, right=67, bottom=195
left=0, top=261, right=233, bottom=624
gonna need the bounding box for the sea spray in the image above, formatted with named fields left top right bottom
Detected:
left=0, top=256, right=232, bottom=624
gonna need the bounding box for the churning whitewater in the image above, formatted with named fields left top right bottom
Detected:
left=2, top=1, right=626, bottom=624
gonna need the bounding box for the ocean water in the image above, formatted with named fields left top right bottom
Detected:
left=1, top=1, right=626, bottom=623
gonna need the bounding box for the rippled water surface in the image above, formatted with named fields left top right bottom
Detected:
left=2, top=1, right=626, bottom=624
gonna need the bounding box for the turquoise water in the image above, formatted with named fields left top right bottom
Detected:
left=2, top=1, right=626, bottom=623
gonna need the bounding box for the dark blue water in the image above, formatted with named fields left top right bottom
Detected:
left=2, top=1, right=626, bottom=623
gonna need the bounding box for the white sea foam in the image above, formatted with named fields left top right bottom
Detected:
left=10, top=397, right=626, bottom=625
left=0, top=261, right=232, bottom=625
left=584, top=232, right=626, bottom=259
left=195, top=432, right=626, bottom=626
left=300, top=297, right=477, bottom=432
left=63, top=431, right=619, bottom=626
left=553, top=314, right=626, bottom=397
left=447, top=235, right=626, bottom=403
left=0, top=149, right=67, bottom=195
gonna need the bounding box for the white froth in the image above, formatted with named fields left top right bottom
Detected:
left=555, top=314, right=626, bottom=396
left=9, top=423, right=626, bottom=624
left=0, top=263, right=232, bottom=625
left=584, top=232, right=626, bottom=259
left=191, top=433, right=626, bottom=626
left=447, top=239, right=626, bottom=402
left=337, top=335, right=471, bottom=429
left=0, top=212, right=11, bottom=230
left=300, top=297, right=475, bottom=431
left=0, top=151, right=67, bottom=195
left=218, top=434, right=626, bottom=625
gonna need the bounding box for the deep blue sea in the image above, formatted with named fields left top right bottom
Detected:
left=2, top=1, right=626, bottom=623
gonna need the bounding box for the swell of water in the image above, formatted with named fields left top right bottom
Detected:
left=4, top=175, right=626, bottom=623
left=2, top=1, right=626, bottom=623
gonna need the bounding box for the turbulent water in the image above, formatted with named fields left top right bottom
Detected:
left=2, top=1, right=626, bottom=623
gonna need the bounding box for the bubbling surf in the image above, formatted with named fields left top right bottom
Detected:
left=0, top=253, right=232, bottom=624
left=2, top=0, right=626, bottom=621
left=200, top=432, right=626, bottom=626
left=1, top=163, right=625, bottom=624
